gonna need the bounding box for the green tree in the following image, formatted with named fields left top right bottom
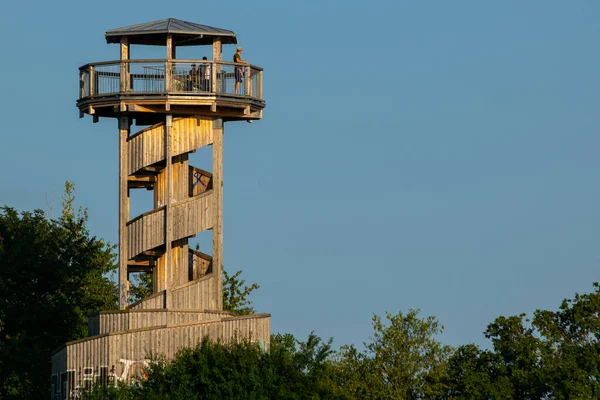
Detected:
left=446, top=284, right=600, bottom=399
left=85, top=333, right=341, bottom=399
left=0, top=182, right=118, bottom=399
left=222, top=269, right=260, bottom=315
left=533, top=284, right=600, bottom=399
left=129, top=272, right=154, bottom=303
left=128, top=268, right=260, bottom=315
left=335, top=309, right=452, bottom=399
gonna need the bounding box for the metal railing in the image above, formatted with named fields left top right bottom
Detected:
left=79, top=60, right=263, bottom=100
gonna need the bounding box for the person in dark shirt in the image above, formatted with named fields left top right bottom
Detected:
left=233, top=46, right=249, bottom=95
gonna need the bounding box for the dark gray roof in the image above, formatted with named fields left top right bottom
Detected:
left=105, top=18, right=237, bottom=46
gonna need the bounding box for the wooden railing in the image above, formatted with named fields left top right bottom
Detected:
left=79, top=60, right=263, bottom=101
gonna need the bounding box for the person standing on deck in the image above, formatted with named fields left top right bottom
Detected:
left=201, top=56, right=211, bottom=91
left=188, top=64, right=198, bottom=91
left=233, top=47, right=249, bottom=95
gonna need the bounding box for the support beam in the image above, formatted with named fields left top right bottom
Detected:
left=89, top=66, right=95, bottom=97
left=166, top=34, right=174, bottom=59
left=166, top=35, right=174, bottom=92
left=212, top=37, right=222, bottom=61
left=212, top=37, right=221, bottom=94
left=164, top=114, right=173, bottom=308
left=118, top=116, right=130, bottom=309
left=120, top=37, right=130, bottom=93
left=212, top=118, right=224, bottom=310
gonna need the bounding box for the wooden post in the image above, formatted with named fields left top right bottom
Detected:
left=118, top=116, right=130, bottom=310
left=211, top=61, right=217, bottom=94
left=212, top=118, right=224, bottom=310
left=80, top=69, right=86, bottom=98
left=212, top=37, right=222, bottom=61
left=164, top=115, right=173, bottom=308
left=166, top=34, right=174, bottom=59
left=89, top=66, right=95, bottom=97
left=165, top=35, right=174, bottom=92
left=212, top=37, right=222, bottom=94
left=244, top=67, right=251, bottom=96
left=120, top=37, right=130, bottom=93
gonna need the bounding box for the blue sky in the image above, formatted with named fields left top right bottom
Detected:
left=1, top=0, right=599, bottom=349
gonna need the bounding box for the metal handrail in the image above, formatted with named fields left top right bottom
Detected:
left=79, top=60, right=263, bottom=100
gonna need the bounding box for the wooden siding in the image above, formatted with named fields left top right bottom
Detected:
left=126, top=207, right=165, bottom=260
left=171, top=239, right=189, bottom=288
left=92, top=310, right=234, bottom=335
left=171, top=274, right=218, bottom=310
left=53, top=315, right=270, bottom=390
left=129, top=291, right=166, bottom=310
left=172, top=117, right=213, bottom=156
left=172, top=191, right=214, bottom=241
left=127, top=122, right=164, bottom=176
left=127, top=117, right=213, bottom=176
left=189, top=166, right=212, bottom=196
left=189, top=249, right=212, bottom=280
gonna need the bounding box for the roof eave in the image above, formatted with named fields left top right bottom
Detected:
left=105, top=32, right=238, bottom=46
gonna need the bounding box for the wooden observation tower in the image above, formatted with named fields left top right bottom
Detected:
left=51, top=19, right=269, bottom=397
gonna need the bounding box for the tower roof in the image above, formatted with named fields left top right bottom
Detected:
left=105, top=18, right=237, bottom=46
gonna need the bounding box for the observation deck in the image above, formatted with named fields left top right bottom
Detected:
left=78, top=59, right=264, bottom=122
left=77, top=18, right=264, bottom=123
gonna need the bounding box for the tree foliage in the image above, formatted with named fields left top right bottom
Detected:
left=334, top=309, right=452, bottom=399
left=0, top=182, right=118, bottom=399
left=83, top=333, right=340, bottom=400
left=446, top=284, right=600, bottom=399
left=223, top=269, right=260, bottom=315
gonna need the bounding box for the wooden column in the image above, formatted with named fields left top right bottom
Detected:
left=212, top=37, right=222, bottom=61
left=165, top=35, right=174, bottom=92
left=212, top=37, right=222, bottom=94
left=166, top=34, right=174, bottom=59
left=212, top=118, right=224, bottom=310
left=89, top=66, right=95, bottom=97
left=172, top=154, right=189, bottom=287
left=164, top=115, right=173, bottom=307
left=244, top=67, right=251, bottom=96
left=120, top=37, right=130, bottom=93
left=118, top=116, right=130, bottom=310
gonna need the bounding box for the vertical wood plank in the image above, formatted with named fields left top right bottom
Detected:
left=119, top=117, right=130, bottom=309
left=212, top=119, right=224, bottom=311
left=165, top=115, right=173, bottom=308
left=120, top=37, right=130, bottom=93
left=89, top=66, right=95, bottom=96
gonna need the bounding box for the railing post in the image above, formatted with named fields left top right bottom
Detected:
left=211, top=61, right=217, bottom=93
left=258, top=70, right=263, bottom=99
left=165, top=61, right=172, bottom=92
left=79, top=70, right=85, bottom=98
left=89, top=65, right=95, bottom=96
left=244, top=67, right=251, bottom=96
